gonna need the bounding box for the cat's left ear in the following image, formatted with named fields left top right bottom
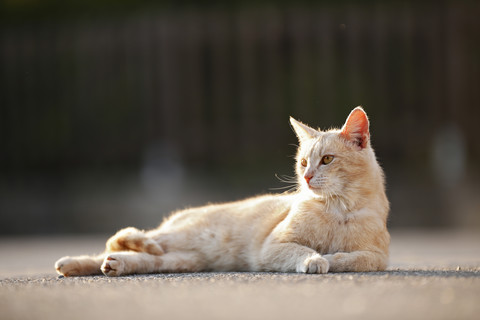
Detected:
left=340, top=106, right=370, bottom=149
left=290, top=117, right=319, bottom=143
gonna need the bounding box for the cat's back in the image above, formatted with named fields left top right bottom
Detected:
left=158, top=193, right=294, bottom=235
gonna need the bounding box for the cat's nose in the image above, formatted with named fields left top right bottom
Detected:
left=304, top=175, right=313, bottom=185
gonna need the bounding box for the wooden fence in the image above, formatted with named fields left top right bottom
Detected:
left=1, top=3, right=480, bottom=231
left=1, top=3, right=479, bottom=171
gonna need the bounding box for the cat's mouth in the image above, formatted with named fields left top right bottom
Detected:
left=307, top=184, right=322, bottom=191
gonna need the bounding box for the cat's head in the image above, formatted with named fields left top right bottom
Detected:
left=290, top=107, right=383, bottom=210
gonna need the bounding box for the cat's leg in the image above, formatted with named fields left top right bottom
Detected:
left=105, top=227, right=164, bottom=255
left=55, top=254, right=105, bottom=276
left=101, top=251, right=204, bottom=276
left=323, top=251, right=388, bottom=272
left=259, top=240, right=329, bottom=274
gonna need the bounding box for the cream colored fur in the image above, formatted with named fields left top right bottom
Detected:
left=55, top=107, right=390, bottom=276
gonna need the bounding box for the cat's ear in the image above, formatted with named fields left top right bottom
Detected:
left=290, top=117, right=319, bottom=143
left=340, top=106, right=370, bottom=149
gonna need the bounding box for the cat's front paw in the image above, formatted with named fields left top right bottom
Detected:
left=101, top=254, right=126, bottom=277
left=297, top=254, right=329, bottom=274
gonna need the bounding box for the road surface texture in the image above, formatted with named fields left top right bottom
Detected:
left=1, top=230, right=479, bottom=320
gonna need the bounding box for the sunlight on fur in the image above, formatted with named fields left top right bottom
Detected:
left=55, top=107, right=390, bottom=276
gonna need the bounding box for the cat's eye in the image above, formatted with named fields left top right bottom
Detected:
left=300, top=158, right=307, bottom=167
left=321, top=155, right=334, bottom=165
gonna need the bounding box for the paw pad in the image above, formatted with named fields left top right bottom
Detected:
left=101, top=255, right=124, bottom=277
left=302, top=255, right=329, bottom=274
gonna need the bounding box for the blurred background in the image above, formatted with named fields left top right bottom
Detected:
left=1, top=0, right=479, bottom=235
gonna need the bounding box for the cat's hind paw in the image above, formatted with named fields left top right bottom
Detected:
left=101, top=254, right=126, bottom=277
left=55, top=256, right=80, bottom=277
left=55, top=255, right=102, bottom=277
left=298, top=254, right=329, bottom=274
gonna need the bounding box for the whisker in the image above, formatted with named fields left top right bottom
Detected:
left=279, top=185, right=299, bottom=195
left=274, top=173, right=297, bottom=184
left=269, top=184, right=297, bottom=191
left=272, top=173, right=299, bottom=194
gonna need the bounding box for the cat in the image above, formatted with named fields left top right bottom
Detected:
left=55, top=107, right=390, bottom=276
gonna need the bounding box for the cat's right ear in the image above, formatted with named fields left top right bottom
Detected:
left=290, top=117, right=318, bottom=143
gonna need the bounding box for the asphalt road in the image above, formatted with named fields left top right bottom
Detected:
left=1, top=230, right=479, bottom=320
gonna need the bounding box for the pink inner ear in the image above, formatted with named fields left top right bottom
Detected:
left=341, top=108, right=370, bottom=148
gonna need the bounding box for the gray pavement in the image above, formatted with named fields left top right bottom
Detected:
left=1, top=230, right=479, bottom=320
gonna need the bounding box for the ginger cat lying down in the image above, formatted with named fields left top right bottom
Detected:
left=55, top=107, right=390, bottom=276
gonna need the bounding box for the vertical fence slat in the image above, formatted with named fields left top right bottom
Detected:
left=288, top=9, right=312, bottom=120
left=181, top=12, right=207, bottom=161
left=314, top=9, right=336, bottom=126
left=259, top=8, right=286, bottom=147
left=158, top=15, right=180, bottom=145
left=208, top=11, right=235, bottom=158
left=236, top=10, right=260, bottom=161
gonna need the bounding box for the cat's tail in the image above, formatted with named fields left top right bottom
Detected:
left=55, top=254, right=105, bottom=276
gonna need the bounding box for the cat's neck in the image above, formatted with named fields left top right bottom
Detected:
left=295, top=181, right=381, bottom=216
left=296, top=192, right=358, bottom=215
